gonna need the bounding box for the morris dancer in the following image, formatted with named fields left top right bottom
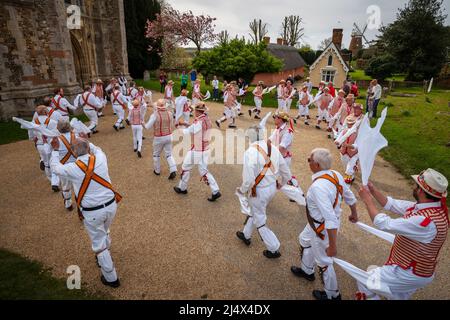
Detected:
left=315, top=87, right=333, bottom=130
left=249, top=81, right=264, bottom=120
left=327, top=89, right=345, bottom=137
left=126, top=81, right=138, bottom=125
left=50, top=137, right=122, bottom=288
left=285, top=80, right=295, bottom=113
left=164, top=80, right=175, bottom=111
left=336, top=115, right=359, bottom=185
left=335, top=94, right=355, bottom=134
left=216, top=84, right=237, bottom=128
left=29, top=105, right=59, bottom=191
left=75, top=86, right=103, bottom=134
left=192, top=79, right=204, bottom=106
left=295, top=85, right=313, bottom=125
left=277, top=80, right=286, bottom=112
left=54, top=119, right=79, bottom=211
left=290, top=148, right=358, bottom=300
left=236, top=125, right=292, bottom=259
left=269, top=112, right=299, bottom=188
left=144, top=99, right=177, bottom=179
left=174, top=102, right=221, bottom=202
left=111, top=85, right=128, bottom=131
left=92, top=79, right=106, bottom=117
left=357, top=169, right=448, bottom=300
left=128, top=99, right=145, bottom=158
left=175, top=89, right=191, bottom=127
left=51, top=88, right=77, bottom=121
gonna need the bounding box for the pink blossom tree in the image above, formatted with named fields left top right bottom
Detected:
left=145, top=6, right=217, bottom=56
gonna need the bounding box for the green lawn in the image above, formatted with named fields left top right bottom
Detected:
left=0, top=248, right=106, bottom=300
left=348, top=69, right=372, bottom=81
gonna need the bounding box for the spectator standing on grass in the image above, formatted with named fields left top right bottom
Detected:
left=159, top=71, right=167, bottom=93
left=342, top=80, right=351, bottom=96
left=190, top=69, right=197, bottom=88
left=350, top=81, right=359, bottom=98
left=180, top=71, right=188, bottom=90
left=366, top=81, right=374, bottom=116
left=212, top=76, right=220, bottom=101
left=370, top=79, right=382, bottom=118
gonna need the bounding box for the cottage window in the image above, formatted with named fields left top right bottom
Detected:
left=321, top=70, right=336, bottom=83
left=328, top=55, right=333, bottom=66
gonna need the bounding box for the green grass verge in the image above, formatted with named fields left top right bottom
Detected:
left=0, top=114, right=89, bottom=146
left=0, top=248, right=106, bottom=300
left=348, top=69, right=372, bottom=81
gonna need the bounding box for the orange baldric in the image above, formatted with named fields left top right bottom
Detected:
left=75, top=155, right=123, bottom=213
left=112, top=91, right=126, bottom=110
left=59, top=132, right=76, bottom=164
left=35, top=117, right=51, bottom=126
left=251, top=141, right=275, bottom=197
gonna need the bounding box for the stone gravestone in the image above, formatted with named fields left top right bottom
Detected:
left=143, top=70, right=150, bottom=81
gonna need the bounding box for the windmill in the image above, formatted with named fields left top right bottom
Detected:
left=349, top=22, right=371, bottom=57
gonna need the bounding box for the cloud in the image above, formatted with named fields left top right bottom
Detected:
left=167, top=0, right=450, bottom=49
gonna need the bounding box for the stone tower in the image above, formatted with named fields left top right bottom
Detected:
left=0, top=0, right=129, bottom=119
left=349, top=34, right=363, bottom=57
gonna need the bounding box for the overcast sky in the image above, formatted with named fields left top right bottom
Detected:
left=167, top=0, right=450, bottom=50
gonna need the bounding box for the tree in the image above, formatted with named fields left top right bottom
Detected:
left=298, top=45, right=316, bottom=65
left=124, top=0, right=162, bottom=78
left=280, top=15, right=304, bottom=47
left=378, top=0, right=448, bottom=80
left=192, top=39, right=283, bottom=83
left=161, top=47, right=191, bottom=71
left=145, top=5, right=217, bottom=55
left=217, top=30, right=230, bottom=46
left=249, top=19, right=269, bottom=45
left=318, top=37, right=332, bottom=50
left=365, top=54, right=398, bottom=80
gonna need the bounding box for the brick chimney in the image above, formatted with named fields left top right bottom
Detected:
left=276, top=37, right=283, bottom=45
left=332, top=28, right=343, bottom=50
left=263, top=36, right=270, bottom=45
left=282, top=39, right=288, bottom=46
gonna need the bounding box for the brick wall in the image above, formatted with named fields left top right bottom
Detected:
left=252, top=67, right=305, bottom=86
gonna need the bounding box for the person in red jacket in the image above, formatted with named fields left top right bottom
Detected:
left=328, top=82, right=336, bottom=98
left=350, top=81, right=359, bottom=97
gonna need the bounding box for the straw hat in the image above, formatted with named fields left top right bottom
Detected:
left=323, top=87, right=330, bottom=92
left=279, top=79, right=286, bottom=84
left=193, top=102, right=209, bottom=112
left=353, top=103, right=363, bottom=110
left=345, top=115, right=357, bottom=126
left=181, top=89, right=189, bottom=96
left=168, top=80, right=174, bottom=85
left=412, top=169, right=448, bottom=199
left=273, top=111, right=290, bottom=121
left=96, top=79, right=103, bottom=84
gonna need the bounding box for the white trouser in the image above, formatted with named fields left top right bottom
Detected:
left=82, top=201, right=118, bottom=282
left=340, top=154, right=359, bottom=176
left=298, top=104, right=309, bottom=117
left=356, top=265, right=434, bottom=300
left=253, top=97, right=262, bottom=111
left=37, top=144, right=51, bottom=182
left=153, top=135, right=177, bottom=174
left=243, top=183, right=280, bottom=253
left=277, top=99, right=286, bottom=111
left=131, top=125, right=143, bottom=152
left=299, top=224, right=340, bottom=299
left=178, top=150, right=219, bottom=194
left=317, top=108, right=328, bottom=122
left=286, top=98, right=293, bottom=112
left=182, top=112, right=190, bottom=124
left=60, top=176, right=72, bottom=208
left=223, top=107, right=235, bottom=120
left=165, top=99, right=174, bottom=112
left=83, top=108, right=98, bottom=131
left=112, top=104, right=125, bottom=128
left=192, top=98, right=200, bottom=106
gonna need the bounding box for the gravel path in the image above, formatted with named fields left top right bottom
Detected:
left=0, top=92, right=448, bottom=300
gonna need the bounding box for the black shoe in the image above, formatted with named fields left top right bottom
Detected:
left=137, top=151, right=142, bottom=158
left=39, top=161, right=45, bottom=171
left=304, top=122, right=309, bottom=126
left=248, top=110, right=252, bottom=117
left=174, top=186, right=187, bottom=194
left=312, top=290, right=341, bottom=301
left=100, top=275, right=121, bottom=288
left=66, top=205, right=74, bottom=212
left=293, top=118, right=297, bottom=124
left=215, top=120, right=221, bottom=128
left=134, top=149, right=137, bottom=153
left=263, top=250, right=281, bottom=259
left=153, top=170, right=160, bottom=176
left=113, top=125, right=118, bottom=132
left=290, top=266, right=315, bottom=281
left=236, top=231, right=251, bottom=246
left=119, top=126, right=125, bottom=130
left=228, top=124, right=236, bottom=128
left=168, top=172, right=177, bottom=180
left=142, top=136, right=146, bottom=140
left=52, top=185, right=60, bottom=192
left=315, top=125, right=321, bottom=130
left=254, top=115, right=261, bottom=120
left=92, top=130, right=99, bottom=134
left=207, top=191, right=221, bottom=202
left=126, top=119, right=130, bottom=125
left=238, top=112, right=244, bottom=116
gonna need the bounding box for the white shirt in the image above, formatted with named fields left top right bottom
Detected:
left=298, top=92, right=313, bottom=106
left=29, top=115, right=58, bottom=144
left=51, top=144, right=115, bottom=209
left=110, top=90, right=128, bottom=106
left=128, top=87, right=138, bottom=99
left=51, top=95, right=77, bottom=115
left=175, top=96, right=189, bottom=121
left=306, top=170, right=357, bottom=230
left=373, top=84, right=382, bottom=100
left=32, top=107, right=61, bottom=123
left=212, top=79, right=219, bottom=89
left=277, top=86, right=284, bottom=99
left=56, top=132, right=78, bottom=163
left=269, top=123, right=293, bottom=156
left=305, top=81, right=313, bottom=93
left=240, top=140, right=292, bottom=194
left=373, top=197, right=438, bottom=243
left=74, top=92, right=102, bottom=110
